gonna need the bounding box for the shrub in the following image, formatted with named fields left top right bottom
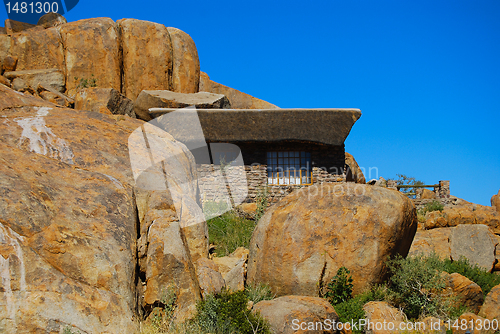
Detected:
left=245, top=283, right=275, bottom=304
left=324, top=267, right=354, bottom=305
left=74, top=74, right=97, bottom=89
left=254, top=186, right=269, bottom=222
left=441, top=257, right=500, bottom=295
left=194, top=288, right=270, bottom=334
left=420, top=200, right=444, bottom=215
left=386, top=254, right=458, bottom=320
left=206, top=209, right=256, bottom=257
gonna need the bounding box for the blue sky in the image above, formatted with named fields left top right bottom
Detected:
left=2, top=0, right=499, bottom=205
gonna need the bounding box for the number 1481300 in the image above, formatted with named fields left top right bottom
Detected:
left=5, top=2, right=59, bottom=14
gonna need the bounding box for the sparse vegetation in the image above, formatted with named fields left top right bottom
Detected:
left=74, top=74, right=97, bottom=89
left=441, top=256, right=500, bottom=295
left=245, top=283, right=275, bottom=304
left=254, top=186, right=269, bottom=222
left=389, top=174, right=424, bottom=199
left=419, top=200, right=444, bottom=215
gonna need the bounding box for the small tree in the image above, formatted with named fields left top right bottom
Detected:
left=324, top=267, right=354, bottom=305
left=389, top=174, right=424, bottom=199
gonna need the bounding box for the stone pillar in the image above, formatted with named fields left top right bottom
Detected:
left=438, top=180, right=450, bottom=198
left=387, top=180, right=397, bottom=190
left=415, top=188, right=423, bottom=199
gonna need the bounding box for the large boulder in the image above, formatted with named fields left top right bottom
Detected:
left=134, top=90, right=231, bottom=121
left=117, top=19, right=173, bottom=101
left=408, top=228, right=451, bottom=259
left=253, top=295, right=339, bottom=334
left=9, top=26, right=64, bottom=71
left=425, top=204, right=500, bottom=234
left=200, top=71, right=279, bottom=109
left=37, top=12, right=67, bottom=28
left=363, top=302, right=406, bottom=334
left=74, top=87, right=135, bottom=117
left=479, top=284, right=500, bottom=320
left=59, top=18, right=121, bottom=96
left=444, top=272, right=484, bottom=314
left=247, top=183, right=417, bottom=296
left=492, top=190, right=500, bottom=213
left=167, top=27, right=200, bottom=94
left=0, top=84, right=141, bottom=332
left=450, top=224, right=498, bottom=272
left=345, top=152, right=366, bottom=184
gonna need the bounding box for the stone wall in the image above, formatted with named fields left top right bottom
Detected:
left=386, top=180, right=454, bottom=210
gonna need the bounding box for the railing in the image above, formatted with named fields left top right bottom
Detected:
left=387, top=180, right=450, bottom=199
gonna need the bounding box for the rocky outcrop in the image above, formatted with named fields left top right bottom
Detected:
left=134, top=90, right=231, bottom=121
left=37, top=12, right=67, bottom=28
left=4, top=69, right=65, bottom=93
left=444, top=273, right=484, bottom=314
left=167, top=27, right=200, bottom=94
left=345, top=152, right=365, bottom=184
left=408, top=228, right=451, bottom=259
left=425, top=204, right=500, bottom=234
left=59, top=18, right=121, bottom=96
left=253, top=296, right=339, bottom=334
left=74, top=87, right=135, bottom=117
left=196, top=258, right=225, bottom=297
left=479, top=284, right=500, bottom=320
left=455, top=313, right=496, bottom=334
left=117, top=19, right=173, bottom=101
left=363, top=302, right=406, bottom=334
left=247, top=183, right=417, bottom=296
left=421, top=188, right=436, bottom=199
left=450, top=224, right=498, bottom=272
left=0, top=84, right=140, bottom=332
left=200, top=71, right=279, bottom=109
left=4, top=19, right=37, bottom=34
left=492, top=190, right=500, bottom=212
left=212, top=247, right=249, bottom=291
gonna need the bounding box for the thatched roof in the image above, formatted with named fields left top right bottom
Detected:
left=148, top=108, right=361, bottom=146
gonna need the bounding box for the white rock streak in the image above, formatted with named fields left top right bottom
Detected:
left=14, top=107, right=75, bottom=164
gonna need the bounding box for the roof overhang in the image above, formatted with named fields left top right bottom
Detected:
left=148, top=108, right=361, bottom=146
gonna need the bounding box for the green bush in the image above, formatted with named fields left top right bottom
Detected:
left=74, top=74, right=97, bottom=89
left=194, top=288, right=270, bottom=334
left=254, top=186, right=269, bottom=222
left=324, top=267, right=354, bottom=305
left=206, top=209, right=256, bottom=257
left=245, top=283, right=275, bottom=304
left=419, top=200, right=444, bottom=215
left=386, top=254, right=459, bottom=320
left=333, top=286, right=391, bottom=334
left=441, top=257, right=500, bottom=295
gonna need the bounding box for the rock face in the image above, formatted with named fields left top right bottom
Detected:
left=444, top=273, right=484, bottom=314
left=59, top=18, right=121, bottom=95
left=492, top=190, right=500, bottom=212
left=479, top=284, right=500, bottom=320
left=196, top=258, right=225, bottom=297
left=455, top=313, right=496, bottom=334
left=167, top=27, right=200, bottom=94
left=421, top=188, right=436, bottom=199
left=425, top=204, right=500, bottom=234
left=200, top=71, right=279, bottom=109
left=253, top=296, right=339, bottom=334
left=408, top=228, right=451, bottom=259
left=74, top=87, right=135, bottom=117
left=345, top=152, right=366, bottom=184
left=450, top=224, right=498, bottom=272
left=37, top=12, right=67, bottom=28
left=118, top=19, right=173, bottom=101
left=4, top=69, right=65, bottom=93
left=134, top=90, right=231, bottom=121
left=247, top=183, right=417, bottom=296
left=0, top=84, right=140, bottom=332
left=363, top=302, right=406, bottom=334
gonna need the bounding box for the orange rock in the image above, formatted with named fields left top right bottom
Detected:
left=454, top=313, right=496, bottom=334
left=479, top=284, right=500, bottom=320
left=118, top=19, right=173, bottom=101
left=421, top=188, right=436, bottom=199
left=345, top=152, right=366, bottom=184
left=74, top=87, right=134, bottom=117
left=247, top=183, right=417, bottom=296
left=425, top=204, right=500, bottom=234
left=444, top=272, right=484, bottom=314
left=363, top=301, right=406, bottom=334
left=253, top=295, right=339, bottom=334
left=408, top=228, right=451, bottom=259
left=492, top=190, right=500, bottom=212
left=10, top=27, right=63, bottom=71
left=59, top=18, right=121, bottom=95
left=167, top=27, right=200, bottom=93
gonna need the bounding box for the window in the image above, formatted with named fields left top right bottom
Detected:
left=267, top=151, right=312, bottom=185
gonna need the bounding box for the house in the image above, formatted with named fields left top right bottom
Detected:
left=149, top=107, right=361, bottom=204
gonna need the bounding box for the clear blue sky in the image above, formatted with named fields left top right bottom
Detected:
left=2, top=0, right=499, bottom=205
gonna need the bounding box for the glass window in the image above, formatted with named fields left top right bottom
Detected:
left=267, top=151, right=312, bottom=185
